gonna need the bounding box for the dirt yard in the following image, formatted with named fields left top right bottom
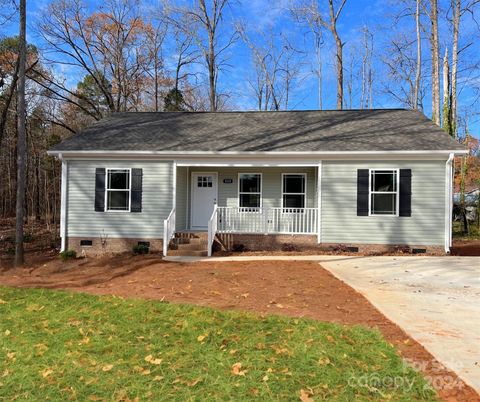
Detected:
left=0, top=254, right=478, bottom=401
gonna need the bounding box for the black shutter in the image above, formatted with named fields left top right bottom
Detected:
left=399, top=169, right=412, bottom=217
left=95, top=168, right=106, bottom=212
left=130, top=168, right=143, bottom=212
left=357, top=169, right=369, bottom=216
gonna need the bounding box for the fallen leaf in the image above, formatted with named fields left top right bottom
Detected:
left=197, top=334, right=208, bottom=342
left=144, top=355, right=162, bottom=365
left=187, top=378, right=201, bottom=387
left=41, top=368, right=54, bottom=378
left=262, top=375, right=269, bottom=382
left=101, top=364, right=113, bottom=372
left=231, top=362, right=247, bottom=376
left=299, top=389, right=314, bottom=402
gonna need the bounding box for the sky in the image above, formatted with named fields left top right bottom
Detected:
left=3, top=0, right=480, bottom=138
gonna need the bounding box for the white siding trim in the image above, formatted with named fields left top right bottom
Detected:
left=317, top=162, right=322, bottom=243
left=49, top=150, right=469, bottom=158
left=445, top=153, right=454, bottom=253
left=60, top=159, right=67, bottom=252
left=173, top=161, right=177, bottom=210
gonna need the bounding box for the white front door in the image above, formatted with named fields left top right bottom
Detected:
left=191, top=172, right=218, bottom=229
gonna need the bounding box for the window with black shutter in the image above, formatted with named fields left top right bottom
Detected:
left=95, top=168, right=143, bottom=213
left=357, top=168, right=412, bottom=217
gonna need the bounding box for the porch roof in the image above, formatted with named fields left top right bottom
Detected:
left=50, top=109, right=466, bottom=154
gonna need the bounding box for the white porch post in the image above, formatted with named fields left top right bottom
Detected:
left=317, top=161, right=322, bottom=243
left=60, top=157, right=67, bottom=252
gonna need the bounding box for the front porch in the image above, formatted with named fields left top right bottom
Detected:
left=164, top=165, right=321, bottom=256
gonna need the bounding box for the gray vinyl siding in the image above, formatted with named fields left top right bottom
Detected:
left=321, top=160, right=445, bottom=245
left=175, top=166, right=188, bottom=231
left=66, top=160, right=173, bottom=239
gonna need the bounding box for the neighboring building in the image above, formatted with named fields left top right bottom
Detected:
left=48, top=109, right=467, bottom=256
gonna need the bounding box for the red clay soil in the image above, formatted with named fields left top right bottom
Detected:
left=0, top=254, right=478, bottom=402
left=451, top=240, right=480, bottom=256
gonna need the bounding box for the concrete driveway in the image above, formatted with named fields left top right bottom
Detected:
left=320, top=256, right=480, bottom=393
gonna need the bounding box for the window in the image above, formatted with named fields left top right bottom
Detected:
left=282, top=174, right=306, bottom=211
left=238, top=173, right=261, bottom=209
left=197, top=175, right=213, bottom=188
left=106, top=169, right=131, bottom=211
left=369, top=169, right=398, bottom=216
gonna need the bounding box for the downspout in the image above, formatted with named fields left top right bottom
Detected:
left=59, top=153, right=68, bottom=252
left=444, top=153, right=454, bottom=254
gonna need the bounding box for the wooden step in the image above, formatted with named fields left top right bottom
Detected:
left=176, top=242, right=206, bottom=251
left=168, top=249, right=208, bottom=257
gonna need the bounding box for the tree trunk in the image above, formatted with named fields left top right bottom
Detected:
left=332, top=29, right=343, bottom=109
left=208, top=34, right=216, bottom=111
left=413, top=0, right=422, bottom=110
left=451, top=0, right=460, bottom=137
left=430, top=0, right=440, bottom=124
left=442, top=48, right=451, bottom=134
left=15, top=0, right=27, bottom=267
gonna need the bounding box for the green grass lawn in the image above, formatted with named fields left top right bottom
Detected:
left=0, top=287, right=436, bottom=401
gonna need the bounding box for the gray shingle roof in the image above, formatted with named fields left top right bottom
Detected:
left=50, top=109, right=466, bottom=153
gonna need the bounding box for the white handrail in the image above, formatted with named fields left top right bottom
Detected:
left=216, top=207, right=317, bottom=235
left=162, top=208, right=176, bottom=257
left=207, top=204, right=218, bottom=257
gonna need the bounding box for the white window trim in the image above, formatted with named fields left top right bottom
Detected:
left=105, top=168, right=132, bottom=212
left=368, top=168, right=400, bottom=217
left=238, top=172, right=262, bottom=211
left=281, top=173, right=307, bottom=212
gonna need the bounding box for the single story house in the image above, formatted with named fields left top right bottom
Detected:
left=48, top=109, right=467, bottom=256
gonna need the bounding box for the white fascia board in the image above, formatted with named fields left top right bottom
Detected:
left=47, top=149, right=469, bottom=162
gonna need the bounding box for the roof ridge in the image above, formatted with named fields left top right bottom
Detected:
left=111, top=108, right=409, bottom=115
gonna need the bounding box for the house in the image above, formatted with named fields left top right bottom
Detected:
left=48, top=109, right=467, bottom=256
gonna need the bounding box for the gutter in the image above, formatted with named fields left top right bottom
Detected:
left=445, top=153, right=454, bottom=254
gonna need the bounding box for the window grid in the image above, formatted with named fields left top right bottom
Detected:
left=238, top=173, right=262, bottom=211
left=282, top=173, right=306, bottom=212
left=368, top=169, right=399, bottom=216
left=105, top=168, right=131, bottom=212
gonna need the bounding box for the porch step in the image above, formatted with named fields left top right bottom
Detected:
left=168, top=231, right=208, bottom=257
left=168, top=249, right=208, bottom=257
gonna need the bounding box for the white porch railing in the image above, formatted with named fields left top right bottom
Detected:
left=207, top=205, right=218, bottom=257
left=163, top=208, right=176, bottom=257
left=216, top=207, right=318, bottom=235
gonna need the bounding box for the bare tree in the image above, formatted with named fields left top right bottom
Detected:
left=167, top=0, right=237, bottom=111
left=15, top=0, right=26, bottom=266
left=327, top=0, right=348, bottom=109
left=290, top=0, right=347, bottom=109
left=430, top=0, right=441, bottom=124
left=239, top=25, right=302, bottom=111
left=442, top=47, right=453, bottom=134
left=145, top=20, right=168, bottom=111
left=360, top=26, right=373, bottom=109
left=37, top=0, right=152, bottom=128
left=414, top=0, right=422, bottom=109
left=291, top=1, right=325, bottom=109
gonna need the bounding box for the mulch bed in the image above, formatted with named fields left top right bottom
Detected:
left=0, top=254, right=478, bottom=401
